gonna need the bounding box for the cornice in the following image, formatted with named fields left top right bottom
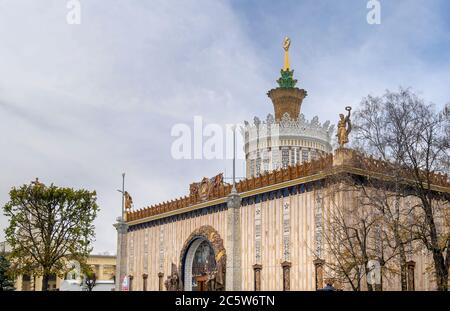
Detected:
left=126, top=150, right=450, bottom=226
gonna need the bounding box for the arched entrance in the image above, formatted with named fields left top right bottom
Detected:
left=180, top=225, right=226, bottom=291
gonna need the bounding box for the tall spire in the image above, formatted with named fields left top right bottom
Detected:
left=283, top=36, right=291, bottom=71
left=268, top=36, right=307, bottom=122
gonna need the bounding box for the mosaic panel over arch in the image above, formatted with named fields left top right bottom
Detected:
left=179, top=225, right=226, bottom=290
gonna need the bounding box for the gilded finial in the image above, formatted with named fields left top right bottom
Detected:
left=283, top=36, right=291, bottom=51
left=276, top=36, right=297, bottom=88
left=283, top=36, right=291, bottom=70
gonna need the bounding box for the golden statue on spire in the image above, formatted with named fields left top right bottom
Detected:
left=283, top=36, right=291, bottom=71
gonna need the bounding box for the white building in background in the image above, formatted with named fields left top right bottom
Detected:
left=0, top=242, right=116, bottom=291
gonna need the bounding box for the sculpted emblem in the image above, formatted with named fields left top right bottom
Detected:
left=199, top=178, right=210, bottom=201
left=189, top=173, right=224, bottom=202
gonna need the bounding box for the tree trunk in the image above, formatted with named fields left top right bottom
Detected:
left=396, top=234, right=408, bottom=291
left=393, top=193, right=408, bottom=291
left=423, top=198, right=448, bottom=291
left=379, top=263, right=384, bottom=291
left=42, top=273, right=49, bottom=291
left=432, top=249, right=448, bottom=291
left=362, top=254, right=373, bottom=291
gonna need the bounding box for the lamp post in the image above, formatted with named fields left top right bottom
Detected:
left=232, top=125, right=236, bottom=191
left=117, top=173, right=125, bottom=219
left=114, top=172, right=128, bottom=291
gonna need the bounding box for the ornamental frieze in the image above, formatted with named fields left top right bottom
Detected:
left=125, top=149, right=449, bottom=222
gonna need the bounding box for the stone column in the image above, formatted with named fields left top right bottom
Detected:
left=98, top=264, right=104, bottom=281
left=313, top=259, right=325, bottom=290
left=253, top=264, right=262, bottom=291
left=158, top=272, right=164, bottom=291
left=142, top=274, right=148, bottom=291
left=35, top=276, right=42, bottom=291
left=129, top=275, right=134, bottom=291
left=31, top=275, right=36, bottom=291
left=56, top=276, right=63, bottom=290
left=407, top=261, right=416, bottom=291
left=225, top=187, right=242, bottom=291
left=281, top=261, right=291, bottom=291
left=113, top=216, right=128, bottom=291
left=15, top=274, right=23, bottom=291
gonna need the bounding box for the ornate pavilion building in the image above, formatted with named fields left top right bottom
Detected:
left=114, top=39, right=449, bottom=291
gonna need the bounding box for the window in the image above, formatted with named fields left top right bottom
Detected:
left=302, top=149, right=309, bottom=163
left=22, top=274, right=31, bottom=291
left=262, top=149, right=269, bottom=173
left=282, top=148, right=289, bottom=169
left=296, top=148, right=300, bottom=164
left=272, top=148, right=280, bottom=170
left=192, top=241, right=217, bottom=291
left=290, top=148, right=295, bottom=165
left=256, top=152, right=261, bottom=177
left=250, top=159, right=255, bottom=177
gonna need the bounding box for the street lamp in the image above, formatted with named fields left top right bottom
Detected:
left=116, top=173, right=125, bottom=219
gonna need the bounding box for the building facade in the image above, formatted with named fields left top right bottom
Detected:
left=115, top=41, right=450, bottom=291
left=0, top=242, right=117, bottom=291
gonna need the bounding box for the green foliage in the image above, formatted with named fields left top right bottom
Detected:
left=0, top=255, right=15, bottom=291
left=2, top=180, right=99, bottom=289
left=276, top=69, right=298, bottom=88
left=83, top=267, right=97, bottom=291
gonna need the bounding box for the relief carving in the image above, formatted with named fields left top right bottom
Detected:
left=164, top=263, right=183, bottom=291
left=189, top=173, right=224, bottom=202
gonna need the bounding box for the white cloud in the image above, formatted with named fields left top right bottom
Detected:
left=0, top=0, right=267, bottom=253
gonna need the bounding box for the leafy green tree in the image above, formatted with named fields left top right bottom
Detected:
left=3, top=179, right=99, bottom=291
left=83, top=268, right=97, bottom=292
left=0, top=254, right=15, bottom=291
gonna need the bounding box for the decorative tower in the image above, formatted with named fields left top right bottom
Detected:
left=243, top=37, right=334, bottom=178
left=267, top=37, right=307, bottom=122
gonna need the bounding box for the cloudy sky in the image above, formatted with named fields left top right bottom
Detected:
left=0, top=0, right=449, bottom=254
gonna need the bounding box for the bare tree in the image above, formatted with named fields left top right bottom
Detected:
left=352, top=98, right=420, bottom=290
left=322, top=179, right=392, bottom=291
left=353, top=88, right=450, bottom=291
left=354, top=176, right=421, bottom=290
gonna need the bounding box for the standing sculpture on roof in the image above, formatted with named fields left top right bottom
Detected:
left=124, top=191, right=133, bottom=210
left=336, top=106, right=352, bottom=148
